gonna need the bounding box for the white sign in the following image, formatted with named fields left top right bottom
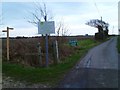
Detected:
left=38, top=21, right=55, bottom=34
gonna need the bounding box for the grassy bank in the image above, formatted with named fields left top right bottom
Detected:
left=117, top=36, right=120, bottom=53
left=3, top=39, right=101, bottom=87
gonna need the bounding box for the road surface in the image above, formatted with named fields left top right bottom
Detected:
left=59, top=37, right=118, bottom=88
left=0, top=39, right=1, bottom=58
left=0, top=39, right=2, bottom=89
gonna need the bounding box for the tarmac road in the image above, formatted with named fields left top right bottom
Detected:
left=0, top=39, right=2, bottom=90
left=59, top=37, right=118, bottom=88
left=0, top=38, right=1, bottom=58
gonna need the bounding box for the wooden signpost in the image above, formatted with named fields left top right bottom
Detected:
left=2, top=27, right=14, bottom=61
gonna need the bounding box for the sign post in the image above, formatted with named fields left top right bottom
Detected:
left=45, top=17, right=48, bottom=67
left=2, top=27, right=14, bottom=61
left=38, top=21, right=55, bottom=67
left=45, top=34, right=48, bottom=67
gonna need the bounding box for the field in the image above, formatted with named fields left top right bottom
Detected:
left=2, top=36, right=102, bottom=87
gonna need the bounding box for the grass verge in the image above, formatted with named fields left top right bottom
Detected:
left=3, top=38, right=103, bottom=87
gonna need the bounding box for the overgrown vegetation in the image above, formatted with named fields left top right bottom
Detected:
left=2, top=37, right=94, bottom=66
left=3, top=37, right=101, bottom=87
left=117, top=36, right=120, bottom=53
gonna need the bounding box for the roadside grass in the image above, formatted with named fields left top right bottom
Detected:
left=3, top=38, right=102, bottom=87
left=117, top=36, right=120, bottom=53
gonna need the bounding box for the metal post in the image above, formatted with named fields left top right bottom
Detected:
left=101, top=16, right=102, bottom=21
left=45, top=34, right=49, bottom=67
left=101, top=17, right=104, bottom=39
left=44, top=15, right=49, bottom=67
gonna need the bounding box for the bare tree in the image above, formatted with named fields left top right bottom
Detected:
left=56, top=20, right=70, bottom=36
left=26, top=2, right=70, bottom=36
left=86, top=19, right=109, bottom=32
left=26, top=2, right=53, bottom=26
left=85, top=18, right=109, bottom=40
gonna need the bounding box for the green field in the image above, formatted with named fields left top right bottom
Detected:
left=3, top=38, right=102, bottom=87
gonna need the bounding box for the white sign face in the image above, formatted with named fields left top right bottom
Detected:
left=38, top=21, right=55, bottom=34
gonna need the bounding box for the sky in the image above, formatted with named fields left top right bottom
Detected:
left=0, top=0, right=119, bottom=37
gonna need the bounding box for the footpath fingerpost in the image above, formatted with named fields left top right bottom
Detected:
left=2, top=27, right=14, bottom=61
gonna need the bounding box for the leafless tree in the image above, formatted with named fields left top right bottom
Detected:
left=26, top=2, right=71, bottom=36
left=86, top=18, right=109, bottom=39
left=86, top=19, right=109, bottom=33
left=56, top=20, right=70, bottom=36
left=26, top=2, right=53, bottom=26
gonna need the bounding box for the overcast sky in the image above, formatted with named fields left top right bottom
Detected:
left=0, top=0, right=119, bottom=37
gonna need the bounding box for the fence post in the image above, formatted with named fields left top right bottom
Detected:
left=55, top=40, right=59, bottom=63
left=38, top=42, right=42, bottom=66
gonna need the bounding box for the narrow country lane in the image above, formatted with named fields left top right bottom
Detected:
left=59, top=37, right=118, bottom=88
left=0, top=39, right=2, bottom=58
left=0, top=39, right=2, bottom=89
